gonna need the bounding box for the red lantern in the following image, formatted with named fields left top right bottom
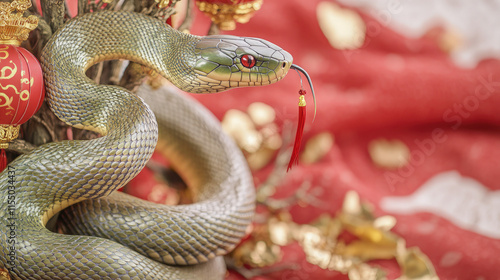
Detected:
left=195, top=0, right=263, bottom=30
left=0, top=0, right=45, bottom=171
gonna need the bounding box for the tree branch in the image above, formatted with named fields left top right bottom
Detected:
left=78, top=0, right=89, bottom=15
left=177, top=0, right=194, bottom=32
left=41, top=0, right=66, bottom=33
left=6, top=139, right=37, bottom=154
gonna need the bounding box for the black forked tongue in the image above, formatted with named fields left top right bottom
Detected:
left=287, top=64, right=317, bottom=172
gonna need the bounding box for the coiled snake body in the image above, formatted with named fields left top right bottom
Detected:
left=0, top=11, right=292, bottom=279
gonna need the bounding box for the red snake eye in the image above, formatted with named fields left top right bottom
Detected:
left=240, top=54, right=256, bottom=68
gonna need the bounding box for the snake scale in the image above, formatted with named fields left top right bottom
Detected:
left=0, top=10, right=294, bottom=279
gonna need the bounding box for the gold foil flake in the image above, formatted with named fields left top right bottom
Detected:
left=348, top=264, right=387, bottom=280
left=232, top=236, right=282, bottom=268
left=239, top=129, right=263, bottom=153
left=247, top=147, right=275, bottom=170
left=397, top=247, right=439, bottom=280
left=222, top=109, right=255, bottom=134
left=368, top=139, right=410, bottom=169
left=338, top=240, right=397, bottom=260
left=247, top=102, right=276, bottom=126
left=309, top=214, right=343, bottom=244
left=264, top=133, right=283, bottom=150
left=269, top=217, right=294, bottom=246
left=222, top=104, right=282, bottom=170
left=300, top=132, right=334, bottom=164
left=339, top=193, right=398, bottom=247
left=374, top=215, right=397, bottom=231
left=316, top=2, right=366, bottom=50
left=230, top=190, right=438, bottom=280
left=155, top=0, right=170, bottom=9
left=343, top=190, right=363, bottom=216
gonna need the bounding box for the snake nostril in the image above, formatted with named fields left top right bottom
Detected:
left=282, top=62, right=286, bottom=69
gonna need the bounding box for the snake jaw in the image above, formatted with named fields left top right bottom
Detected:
left=190, top=35, right=293, bottom=93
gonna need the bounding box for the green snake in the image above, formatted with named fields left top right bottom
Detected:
left=0, top=10, right=297, bottom=279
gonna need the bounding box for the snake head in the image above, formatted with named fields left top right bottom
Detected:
left=189, top=35, right=293, bottom=93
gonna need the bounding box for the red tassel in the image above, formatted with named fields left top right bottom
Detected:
left=0, top=149, right=7, bottom=173
left=287, top=89, right=307, bottom=172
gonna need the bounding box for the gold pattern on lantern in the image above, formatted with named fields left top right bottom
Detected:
left=196, top=0, right=263, bottom=30
left=0, top=46, right=33, bottom=114
left=0, top=0, right=38, bottom=46
left=0, top=125, right=19, bottom=148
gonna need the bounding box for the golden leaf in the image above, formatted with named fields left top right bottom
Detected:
left=154, top=0, right=170, bottom=9
left=348, top=264, right=387, bottom=280
left=300, top=132, right=334, bottom=164
left=368, top=139, right=410, bottom=169
left=397, top=247, right=439, bottom=280
left=316, top=2, right=366, bottom=50
left=247, top=102, right=276, bottom=126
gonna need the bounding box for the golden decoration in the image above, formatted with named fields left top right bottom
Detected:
left=368, top=138, right=410, bottom=169
left=316, top=2, right=365, bottom=50
left=231, top=223, right=282, bottom=268
left=221, top=103, right=282, bottom=170
left=0, top=269, right=10, bottom=280
left=397, top=247, right=439, bottom=280
left=195, top=0, right=263, bottom=31
left=300, top=132, right=334, bottom=164
left=247, top=102, right=275, bottom=126
left=155, top=0, right=170, bottom=9
left=232, top=190, right=439, bottom=279
left=0, top=0, right=39, bottom=46
left=0, top=125, right=19, bottom=148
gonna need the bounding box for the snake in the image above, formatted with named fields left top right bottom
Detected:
left=0, top=10, right=303, bottom=279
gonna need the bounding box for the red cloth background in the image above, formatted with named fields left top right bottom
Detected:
left=66, top=1, right=500, bottom=279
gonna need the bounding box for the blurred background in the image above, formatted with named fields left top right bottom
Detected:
left=54, top=0, right=500, bottom=279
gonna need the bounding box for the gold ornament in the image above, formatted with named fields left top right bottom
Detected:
left=0, top=0, right=38, bottom=46
left=195, top=0, right=263, bottom=31
left=155, top=0, right=170, bottom=9
left=0, top=125, right=19, bottom=149
left=0, top=268, right=10, bottom=280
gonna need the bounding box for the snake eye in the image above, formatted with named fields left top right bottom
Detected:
left=240, top=54, right=256, bottom=68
